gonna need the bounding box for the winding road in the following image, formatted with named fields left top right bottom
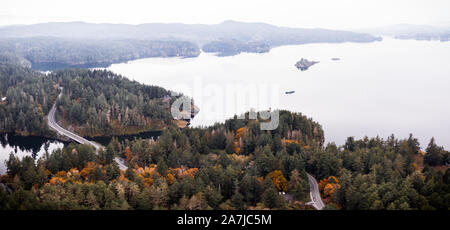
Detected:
left=47, top=89, right=128, bottom=171
left=306, top=173, right=325, bottom=210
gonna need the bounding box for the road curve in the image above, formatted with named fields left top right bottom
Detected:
left=307, top=173, right=325, bottom=210
left=47, top=89, right=128, bottom=171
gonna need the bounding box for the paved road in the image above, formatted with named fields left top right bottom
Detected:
left=113, top=157, right=128, bottom=171
left=47, top=89, right=128, bottom=171
left=306, top=173, right=325, bottom=210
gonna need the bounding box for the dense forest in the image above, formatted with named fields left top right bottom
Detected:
left=0, top=37, right=200, bottom=70
left=0, top=110, right=322, bottom=210
left=0, top=63, right=181, bottom=137
left=310, top=135, right=449, bottom=210
left=0, top=110, right=448, bottom=210
left=0, top=63, right=56, bottom=136
left=53, top=69, right=177, bottom=136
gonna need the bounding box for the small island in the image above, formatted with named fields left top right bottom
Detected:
left=285, top=90, right=295, bottom=94
left=295, top=58, right=319, bottom=71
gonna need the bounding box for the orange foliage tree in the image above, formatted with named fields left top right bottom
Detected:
left=166, top=173, right=175, bottom=185
left=234, top=127, right=248, bottom=154
left=49, top=177, right=66, bottom=185
left=56, top=170, right=67, bottom=178
left=169, top=166, right=199, bottom=179
left=80, top=162, right=97, bottom=180
left=267, top=170, right=288, bottom=192
left=134, top=165, right=159, bottom=187
left=124, top=147, right=133, bottom=163
left=319, top=176, right=341, bottom=198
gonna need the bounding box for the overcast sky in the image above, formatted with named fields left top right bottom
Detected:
left=1, top=0, right=450, bottom=29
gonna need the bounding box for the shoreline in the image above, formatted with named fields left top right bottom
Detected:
left=0, top=129, right=164, bottom=145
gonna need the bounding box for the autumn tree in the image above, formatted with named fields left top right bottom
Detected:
left=267, top=170, right=287, bottom=192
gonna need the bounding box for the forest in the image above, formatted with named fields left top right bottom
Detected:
left=0, top=109, right=448, bottom=210
left=0, top=37, right=200, bottom=70
left=202, top=40, right=271, bottom=56
left=0, top=63, right=180, bottom=137
left=53, top=69, right=177, bottom=136
left=0, top=63, right=56, bottom=136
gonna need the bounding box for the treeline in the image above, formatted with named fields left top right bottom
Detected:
left=0, top=37, right=200, bottom=70
left=0, top=64, right=179, bottom=137
left=202, top=40, right=270, bottom=56
left=309, top=135, right=450, bottom=210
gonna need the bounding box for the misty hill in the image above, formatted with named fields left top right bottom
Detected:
left=0, top=20, right=381, bottom=45
left=0, top=21, right=381, bottom=69
left=361, top=24, right=450, bottom=42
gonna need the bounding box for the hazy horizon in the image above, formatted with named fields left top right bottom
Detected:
left=1, top=0, right=450, bottom=29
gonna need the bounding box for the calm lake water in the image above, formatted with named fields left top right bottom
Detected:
left=107, top=38, right=450, bottom=149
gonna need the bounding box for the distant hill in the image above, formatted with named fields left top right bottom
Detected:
left=0, top=37, right=200, bottom=70
left=0, top=21, right=381, bottom=69
left=0, top=20, right=381, bottom=45
left=360, top=23, right=450, bottom=42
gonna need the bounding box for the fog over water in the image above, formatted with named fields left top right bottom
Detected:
left=107, top=37, right=450, bottom=149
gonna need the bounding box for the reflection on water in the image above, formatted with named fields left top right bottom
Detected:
left=88, top=130, right=162, bottom=146
left=0, top=133, right=66, bottom=174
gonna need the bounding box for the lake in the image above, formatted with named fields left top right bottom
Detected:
left=107, top=37, right=450, bottom=149
left=0, top=133, right=65, bottom=174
